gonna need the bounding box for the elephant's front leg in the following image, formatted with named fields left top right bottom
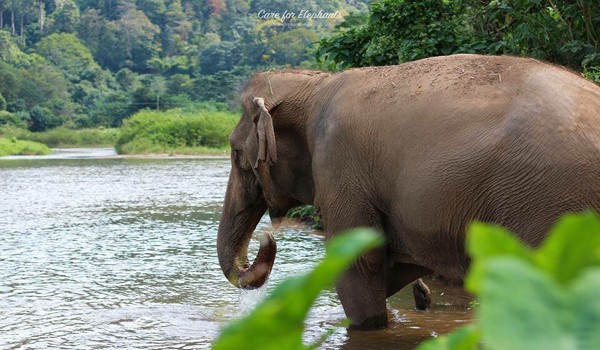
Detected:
left=336, top=248, right=389, bottom=330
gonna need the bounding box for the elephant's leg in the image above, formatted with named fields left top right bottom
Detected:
left=320, top=199, right=389, bottom=330
left=386, top=263, right=433, bottom=309
left=412, top=279, right=431, bottom=310
left=336, top=249, right=388, bottom=330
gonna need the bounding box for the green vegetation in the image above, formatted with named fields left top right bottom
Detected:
left=115, top=107, right=238, bottom=155
left=0, top=126, right=119, bottom=147
left=318, top=0, right=600, bottom=84
left=0, top=0, right=369, bottom=133
left=213, top=229, right=384, bottom=349
left=287, top=205, right=323, bottom=230
left=419, top=211, right=600, bottom=349
left=215, top=212, right=600, bottom=349
left=0, top=137, right=51, bottom=156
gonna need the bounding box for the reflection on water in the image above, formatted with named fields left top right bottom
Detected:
left=0, top=154, right=472, bottom=349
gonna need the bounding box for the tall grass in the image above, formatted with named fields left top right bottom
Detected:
left=0, top=126, right=120, bottom=147
left=0, top=137, right=52, bottom=156
left=115, top=108, right=238, bottom=155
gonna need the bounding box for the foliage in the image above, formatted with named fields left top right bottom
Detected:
left=318, top=0, right=600, bottom=77
left=0, top=111, right=26, bottom=129
left=213, top=229, right=384, bottom=350
left=115, top=108, right=238, bottom=154
left=418, top=212, right=600, bottom=349
left=28, top=105, right=61, bottom=132
left=287, top=205, right=323, bottom=230
left=0, top=1, right=367, bottom=131
left=212, top=211, right=600, bottom=350
left=317, top=0, right=471, bottom=67
left=0, top=93, right=6, bottom=111
left=0, top=137, right=52, bottom=156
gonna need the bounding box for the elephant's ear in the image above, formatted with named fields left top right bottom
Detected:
left=252, top=97, right=277, bottom=168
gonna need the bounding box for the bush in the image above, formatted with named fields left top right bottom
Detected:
left=287, top=205, right=324, bottom=230
left=0, top=111, right=27, bottom=129
left=115, top=108, right=238, bottom=154
left=0, top=137, right=52, bottom=156
left=29, top=105, right=62, bottom=132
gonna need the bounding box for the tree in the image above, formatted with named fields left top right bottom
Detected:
left=317, top=0, right=471, bottom=68
left=268, top=28, right=319, bottom=66
left=49, top=0, right=80, bottom=33
left=317, top=0, right=600, bottom=73
left=36, top=33, right=99, bottom=82
left=28, top=105, right=61, bottom=131
left=0, top=92, right=6, bottom=111
left=200, top=40, right=242, bottom=74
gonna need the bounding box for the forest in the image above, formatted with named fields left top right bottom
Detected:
left=0, top=0, right=598, bottom=152
left=0, top=0, right=369, bottom=132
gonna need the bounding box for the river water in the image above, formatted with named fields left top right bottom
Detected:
left=0, top=149, right=472, bottom=349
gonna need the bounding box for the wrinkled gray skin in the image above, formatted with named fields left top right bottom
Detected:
left=217, top=54, right=600, bottom=330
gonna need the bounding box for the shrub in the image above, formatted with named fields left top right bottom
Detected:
left=115, top=108, right=238, bottom=154
left=0, top=111, right=27, bottom=129
left=29, top=105, right=62, bottom=132
left=287, top=205, right=324, bottom=230
left=0, top=137, right=51, bottom=156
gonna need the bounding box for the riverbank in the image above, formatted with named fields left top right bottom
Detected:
left=0, top=107, right=238, bottom=157
left=0, top=147, right=230, bottom=160
left=0, top=126, right=120, bottom=148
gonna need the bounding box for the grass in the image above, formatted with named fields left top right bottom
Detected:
left=0, top=126, right=120, bottom=148
left=0, top=137, right=52, bottom=156
left=115, top=108, right=238, bottom=155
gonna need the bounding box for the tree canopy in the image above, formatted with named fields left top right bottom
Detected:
left=317, top=0, right=600, bottom=81
left=0, top=0, right=368, bottom=131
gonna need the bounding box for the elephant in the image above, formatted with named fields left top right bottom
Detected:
left=217, top=54, right=600, bottom=330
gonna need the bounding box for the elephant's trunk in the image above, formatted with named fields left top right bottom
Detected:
left=217, top=167, right=276, bottom=289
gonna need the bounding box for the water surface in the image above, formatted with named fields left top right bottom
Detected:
left=0, top=150, right=472, bottom=349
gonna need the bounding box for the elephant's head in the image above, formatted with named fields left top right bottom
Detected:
left=217, top=70, right=328, bottom=289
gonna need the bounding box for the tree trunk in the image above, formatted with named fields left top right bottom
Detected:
left=1, top=10, right=4, bottom=29
left=11, top=10, right=15, bottom=35
left=156, top=94, right=160, bottom=110
left=19, top=12, right=23, bottom=36
left=39, top=0, right=45, bottom=33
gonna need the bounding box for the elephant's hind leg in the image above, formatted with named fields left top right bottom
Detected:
left=386, top=263, right=433, bottom=309
left=412, top=278, right=432, bottom=310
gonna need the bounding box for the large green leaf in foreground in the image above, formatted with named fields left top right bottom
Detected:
left=213, top=229, right=384, bottom=350
left=420, top=212, right=600, bottom=350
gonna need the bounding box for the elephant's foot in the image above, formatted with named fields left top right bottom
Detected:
left=348, top=312, right=388, bottom=330
left=412, top=278, right=431, bottom=310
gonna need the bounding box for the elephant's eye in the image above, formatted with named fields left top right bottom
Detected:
left=234, top=148, right=245, bottom=164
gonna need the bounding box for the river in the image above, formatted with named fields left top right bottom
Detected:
left=0, top=149, right=472, bottom=349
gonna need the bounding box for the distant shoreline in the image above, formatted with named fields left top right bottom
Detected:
left=0, top=147, right=230, bottom=160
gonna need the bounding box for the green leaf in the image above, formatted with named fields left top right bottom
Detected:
left=465, top=222, right=534, bottom=293
left=477, top=257, right=600, bottom=350
left=534, top=212, right=600, bottom=286
left=477, top=258, right=570, bottom=350
left=213, top=229, right=383, bottom=350
left=416, top=325, right=481, bottom=350
left=569, top=270, right=600, bottom=349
